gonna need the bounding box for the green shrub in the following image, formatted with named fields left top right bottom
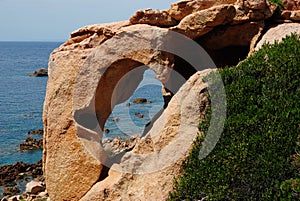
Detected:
left=268, top=0, right=283, bottom=7
left=169, top=34, right=300, bottom=200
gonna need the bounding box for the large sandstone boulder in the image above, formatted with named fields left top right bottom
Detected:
left=130, top=9, right=177, bottom=27
left=171, top=4, right=236, bottom=38
left=168, top=0, right=237, bottom=21
left=43, top=0, right=298, bottom=200
left=255, top=23, right=300, bottom=51
left=80, top=70, right=212, bottom=201
left=43, top=21, right=129, bottom=201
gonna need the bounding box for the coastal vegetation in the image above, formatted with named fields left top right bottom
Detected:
left=169, top=34, right=300, bottom=200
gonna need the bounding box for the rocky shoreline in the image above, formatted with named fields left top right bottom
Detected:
left=0, top=134, right=140, bottom=200
left=0, top=160, right=46, bottom=200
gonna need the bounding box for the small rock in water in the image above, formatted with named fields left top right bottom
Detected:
left=126, top=102, right=131, bottom=107
left=132, top=98, right=147, bottom=104
left=134, top=112, right=144, bottom=118
left=29, top=68, right=48, bottom=77
left=27, top=129, right=43, bottom=135
left=20, top=138, right=43, bottom=151
left=104, top=129, right=110, bottom=133
left=110, top=117, right=119, bottom=122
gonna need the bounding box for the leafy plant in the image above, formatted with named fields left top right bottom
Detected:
left=169, top=34, right=300, bottom=200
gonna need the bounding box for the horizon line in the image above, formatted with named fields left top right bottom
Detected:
left=0, top=40, right=66, bottom=43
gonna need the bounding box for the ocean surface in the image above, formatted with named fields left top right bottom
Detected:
left=0, top=42, right=164, bottom=166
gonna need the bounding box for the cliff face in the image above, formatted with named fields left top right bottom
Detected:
left=43, top=0, right=300, bottom=200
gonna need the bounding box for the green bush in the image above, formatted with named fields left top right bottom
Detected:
left=169, top=34, right=300, bottom=200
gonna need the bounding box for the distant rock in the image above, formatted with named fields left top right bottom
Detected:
left=20, top=137, right=43, bottom=151
left=134, top=112, right=144, bottom=118
left=27, top=129, right=43, bottom=135
left=132, top=98, right=147, bottom=104
left=29, top=68, right=48, bottom=77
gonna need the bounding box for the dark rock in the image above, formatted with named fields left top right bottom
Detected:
left=20, top=138, right=43, bottom=151
left=132, top=98, right=147, bottom=104
left=0, top=160, right=43, bottom=186
left=104, top=129, right=110, bottom=133
left=2, top=186, right=20, bottom=196
left=27, top=129, right=43, bottom=135
left=110, top=118, right=119, bottom=122
left=126, top=103, right=131, bottom=107
left=134, top=112, right=144, bottom=118
left=28, top=68, right=48, bottom=77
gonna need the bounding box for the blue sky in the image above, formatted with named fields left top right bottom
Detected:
left=0, top=0, right=175, bottom=41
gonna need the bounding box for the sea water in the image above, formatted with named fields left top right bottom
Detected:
left=0, top=42, right=164, bottom=166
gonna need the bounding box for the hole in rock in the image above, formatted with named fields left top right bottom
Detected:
left=103, top=69, right=164, bottom=139
left=80, top=56, right=198, bottom=182
left=205, top=45, right=250, bottom=67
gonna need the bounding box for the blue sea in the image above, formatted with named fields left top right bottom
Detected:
left=0, top=42, right=164, bottom=166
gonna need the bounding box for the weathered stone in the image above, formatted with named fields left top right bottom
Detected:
left=231, top=0, right=277, bottom=24
left=290, top=10, right=300, bottom=21
left=29, top=68, right=48, bottom=77
left=199, top=21, right=264, bottom=49
left=42, top=0, right=299, bottom=200
left=61, top=21, right=129, bottom=51
left=20, top=137, right=43, bottom=151
left=282, top=10, right=300, bottom=21
left=255, top=23, right=300, bottom=51
left=243, top=0, right=266, bottom=10
left=168, top=0, right=236, bottom=21
left=0, top=160, right=42, bottom=186
left=26, top=181, right=45, bottom=194
left=44, top=24, right=175, bottom=201
left=80, top=70, right=212, bottom=201
left=171, top=4, right=236, bottom=38
left=130, top=9, right=177, bottom=27
left=283, top=0, right=300, bottom=10
left=42, top=23, right=130, bottom=201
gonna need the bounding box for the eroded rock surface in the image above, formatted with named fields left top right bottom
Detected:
left=255, top=23, right=300, bottom=50
left=43, top=0, right=299, bottom=200
left=80, top=70, right=212, bottom=201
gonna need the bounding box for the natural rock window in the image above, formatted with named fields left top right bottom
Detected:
left=103, top=69, right=164, bottom=139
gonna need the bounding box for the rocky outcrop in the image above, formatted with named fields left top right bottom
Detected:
left=43, top=0, right=299, bottom=200
left=20, top=138, right=43, bottom=151
left=255, top=23, right=300, bottom=50
left=0, top=160, right=42, bottom=186
left=29, top=68, right=48, bottom=77
left=280, top=0, right=300, bottom=21
left=27, top=129, right=43, bottom=135
left=130, top=9, right=177, bottom=27
left=80, top=70, right=211, bottom=201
